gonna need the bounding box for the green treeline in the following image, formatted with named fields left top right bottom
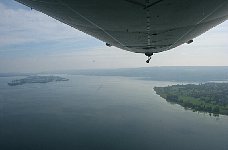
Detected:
left=154, top=83, right=228, bottom=116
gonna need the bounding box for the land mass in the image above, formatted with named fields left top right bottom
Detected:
left=154, top=83, right=228, bottom=116
left=8, top=76, right=69, bottom=86
left=59, top=66, right=228, bottom=82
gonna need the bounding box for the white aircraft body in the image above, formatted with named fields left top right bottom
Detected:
left=15, top=0, right=228, bottom=62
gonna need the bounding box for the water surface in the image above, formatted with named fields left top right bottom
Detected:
left=0, top=75, right=228, bottom=150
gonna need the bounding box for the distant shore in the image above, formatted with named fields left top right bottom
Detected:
left=8, top=76, right=69, bottom=86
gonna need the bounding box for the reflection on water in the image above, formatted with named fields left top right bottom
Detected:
left=0, top=75, right=228, bottom=150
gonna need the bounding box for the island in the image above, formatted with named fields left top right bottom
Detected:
left=154, top=83, right=228, bottom=116
left=8, top=75, right=69, bottom=86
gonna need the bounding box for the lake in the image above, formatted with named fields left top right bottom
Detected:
left=0, top=75, right=228, bottom=150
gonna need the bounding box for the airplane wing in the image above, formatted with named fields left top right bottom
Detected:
left=15, top=0, right=228, bottom=55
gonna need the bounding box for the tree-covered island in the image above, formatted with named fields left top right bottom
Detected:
left=8, top=76, right=69, bottom=86
left=154, top=83, right=228, bottom=116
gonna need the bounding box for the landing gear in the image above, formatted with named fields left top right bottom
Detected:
left=146, top=57, right=151, bottom=63
left=145, top=52, right=153, bottom=63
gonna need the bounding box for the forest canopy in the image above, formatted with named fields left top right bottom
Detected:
left=154, top=83, right=228, bottom=116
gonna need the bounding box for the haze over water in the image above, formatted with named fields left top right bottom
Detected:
left=0, top=75, right=228, bottom=150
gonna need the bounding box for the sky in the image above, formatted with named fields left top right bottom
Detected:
left=0, top=0, right=228, bottom=73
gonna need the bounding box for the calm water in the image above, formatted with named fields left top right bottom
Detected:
left=0, top=75, right=228, bottom=150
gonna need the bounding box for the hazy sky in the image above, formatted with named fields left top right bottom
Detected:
left=0, top=0, right=228, bottom=73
